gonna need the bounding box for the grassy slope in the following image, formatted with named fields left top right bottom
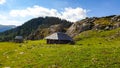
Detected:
left=0, top=28, right=120, bottom=68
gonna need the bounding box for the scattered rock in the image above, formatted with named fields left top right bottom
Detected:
left=19, top=52, right=24, bottom=55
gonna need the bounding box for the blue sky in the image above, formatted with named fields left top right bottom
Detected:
left=0, top=0, right=120, bottom=25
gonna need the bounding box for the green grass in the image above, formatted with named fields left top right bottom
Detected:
left=94, top=18, right=112, bottom=25
left=0, top=28, right=120, bottom=68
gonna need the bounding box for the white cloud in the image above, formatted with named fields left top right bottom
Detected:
left=0, top=0, right=6, bottom=4
left=10, top=5, right=87, bottom=22
left=0, top=15, right=7, bottom=19
left=0, top=14, right=25, bottom=26
left=0, top=20, right=22, bottom=25
left=10, top=5, right=60, bottom=17
left=0, top=5, right=88, bottom=26
left=61, top=7, right=87, bottom=22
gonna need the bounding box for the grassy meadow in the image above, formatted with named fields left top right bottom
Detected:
left=0, top=28, right=120, bottom=68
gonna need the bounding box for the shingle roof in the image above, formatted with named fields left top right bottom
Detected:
left=45, top=32, right=73, bottom=41
left=15, top=36, right=23, bottom=39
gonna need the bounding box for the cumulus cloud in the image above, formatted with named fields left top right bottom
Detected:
left=0, top=20, right=22, bottom=25
left=0, top=5, right=88, bottom=26
left=61, top=7, right=87, bottom=22
left=10, top=6, right=60, bottom=17
left=10, top=5, right=87, bottom=22
left=0, top=0, right=6, bottom=4
left=0, top=15, right=7, bottom=19
left=0, top=14, right=25, bottom=25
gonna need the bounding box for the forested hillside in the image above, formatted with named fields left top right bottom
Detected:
left=0, top=17, right=72, bottom=41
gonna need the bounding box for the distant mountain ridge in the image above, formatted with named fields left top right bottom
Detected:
left=0, top=25, right=16, bottom=32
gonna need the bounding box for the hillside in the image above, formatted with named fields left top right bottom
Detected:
left=74, top=27, right=120, bottom=45
left=0, top=15, right=120, bottom=68
left=0, top=28, right=120, bottom=68
left=0, top=17, right=72, bottom=41
left=27, top=19, right=72, bottom=40
left=0, top=15, right=120, bottom=42
left=67, top=15, right=120, bottom=37
left=0, top=25, right=15, bottom=32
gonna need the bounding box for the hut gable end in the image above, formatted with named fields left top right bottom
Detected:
left=14, top=36, right=23, bottom=43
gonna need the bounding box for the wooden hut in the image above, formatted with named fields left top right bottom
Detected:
left=15, top=36, right=23, bottom=43
left=45, top=32, right=74, bottom=44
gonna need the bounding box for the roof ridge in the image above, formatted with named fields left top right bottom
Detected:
left=45, top=32, right=73, bottom=41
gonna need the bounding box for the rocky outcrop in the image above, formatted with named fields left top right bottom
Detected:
left=27, top=23, right=72, bottom=40
left=66, top=18, right=95, bottom=37
left=112, top=15, right=120, bottom=29
left=111, top=15, right=120, bottom=22
left=67, top=15, right=120, bottom=37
